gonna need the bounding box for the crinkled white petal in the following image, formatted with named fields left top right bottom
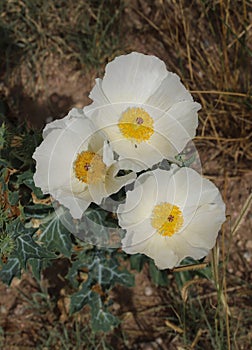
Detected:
left=43, top=108, right=91, bottom=138
left=88, top=181, right=106, bottom=205
left=104, top=161, right=136, bottom=194
left=86, top=104, right=120, bottom=138
left=160, top=167, right=204, bottom=218
left=102, top=141, right=115, bottom=167
left=149, top=132, right=178, bottom=160
left=144, top=235, right=179, bottom=270
left=51, top=189, right=92, bottom=219
left=84, top=78, right=111, bottom=116
left=145, top=72, right=192, bottom=111
left=121, top=217, right=155, bottom=248
left=118, top=173, right=158, bottom=224
left=123, top=232, right=179, bottom=270
left=116, top=138, right=163, bottom=169
left=155, top=101, right=200, bottom=154
left=181, top=194, right=226, bottom=249
left=101, top=52, right=168, bottom=104
left=88, top=161, right=136, bottom=205
left=33, top=128, right=84, bottom=193
left=168, top=235, right=209, bottom=265
left=114, top=158, right=145, bottom=173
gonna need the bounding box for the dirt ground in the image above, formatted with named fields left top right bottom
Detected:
left=0, top=1, right=251, bottom=349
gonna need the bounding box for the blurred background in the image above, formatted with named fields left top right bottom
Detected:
left=0, top=0, right=251, bottom=349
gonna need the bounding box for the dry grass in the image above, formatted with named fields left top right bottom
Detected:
left=125, top=0, right=252, bottom=166
left=0, top=0, right=251, bottom=349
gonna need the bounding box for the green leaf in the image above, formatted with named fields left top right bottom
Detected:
left=0, top=257, right=21, bottom=285
left=70, top=282, right=119, bottom=332
left=91, top=299, right=119, bottom=332
left=24, top=204, right=53, bottom=219
left=28, top=258, right=43, bottom=281
left=130, top=253, right=147, bottom=272
left=69, top=282, right=95, bottom=314
left=39, top=209, right=73, bottom=257
left=149, top=260, right=169, bottom=287
left=67, top=249, right=135, bottom=289
left=0, top=158, right=8, bottom=167
left=6, top=218, right=36, bottom=239
left=66, top=251, right=91, bottom=288
left=16, top=234, right=55, bottom=268
left=8, top=191, right=19, bottom=206
left=17, top=170, right=44, bottom=198
left=94, top=258, right=134, bottom=287
left=68, top=248, right=133, bottom=332
left=83, top=208, right=113, bottom=246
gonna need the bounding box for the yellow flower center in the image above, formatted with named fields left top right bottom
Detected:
left=151, top=202, right=184, bottom=237
left=118, top=107, right=154, bottom=143
left=74, top=151, right=106, bottom=184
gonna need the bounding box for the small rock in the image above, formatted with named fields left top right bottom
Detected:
left=144, top=286, right=153, bottom=296
left=112, top=302, right=121, bottom=311
left=246, top=240, right=252, bottom=250
left=243, top=251, right=251, bottom=261
left=156, top=337, right=163, bottom=345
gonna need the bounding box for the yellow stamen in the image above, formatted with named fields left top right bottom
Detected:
left=151, top=202, right=184, bottom=237
left=118, top=107, right=154, bottom=143
left=74, top=151, right=106, bottom=184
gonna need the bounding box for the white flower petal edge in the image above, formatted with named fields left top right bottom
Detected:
left=84, top=52, right=201, bottom=170
left=97, top=52, right=168, bottom=105
left=118, top=166, right=226, bottom=270
left=43, top=108, right=87, bottom=138
left=33, top=108, right=136, bottom=219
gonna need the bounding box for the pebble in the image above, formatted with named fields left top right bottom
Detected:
left=144, top=286, right=153, bottom=296
left=155, top=337, right=163, bottom=345
left=245, top=240, right=252, bottom=250
left=243, top=251, right=251, bottom=261
left=112, top=302, right=121, bottom=311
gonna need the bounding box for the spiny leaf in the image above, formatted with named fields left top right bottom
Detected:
left=17, top=170, right=45, bottom=198
left=70, top=281, right=119, bottom=332
left=6, top=218, right=36, bottom=239
left=0, top=257, right=21, bottom=285
left=39, top=209, right=73, bottom=257
left=69, top=281, right=96, bottom=315
left=16, top=234, right=55, bottom=269
left=0, top=232, right=15, bottom=256
left=82, top=207, right=114, bottom=246
left=66, top=259, right=82, bottom=288
left=68, top=249, right=134, bottom=288
left=28, top=258, right=43, bottom=281
left=91, top=299, right=119, bottom=332
left=8, top=191, right=19, bottom=206
left=91, top=257, right=134, bottom=287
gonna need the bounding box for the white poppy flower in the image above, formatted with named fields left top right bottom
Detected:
left=33, top=108, right=136, bottom=219
left=118, top=166, right=226, bottom=270
left=84, top=52, right=201, bottom=170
